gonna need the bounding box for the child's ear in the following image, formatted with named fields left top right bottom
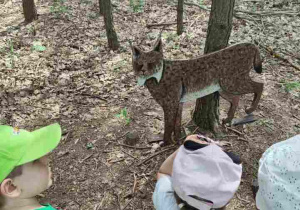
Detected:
left=0, top=179, right=21, bottom=198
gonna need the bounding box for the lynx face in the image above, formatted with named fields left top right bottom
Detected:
left=132, top=39, right=164, bottom=86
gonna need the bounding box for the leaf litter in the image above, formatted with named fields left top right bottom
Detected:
left=0, top=0, right=299, bottom=209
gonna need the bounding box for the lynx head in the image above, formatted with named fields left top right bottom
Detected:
left=132, top=37, right=164, bottom=86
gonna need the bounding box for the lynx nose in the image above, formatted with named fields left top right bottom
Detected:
left=141, top=63, right=148, bottom=74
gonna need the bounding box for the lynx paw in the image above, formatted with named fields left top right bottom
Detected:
left=222, top=118, right=232, bottom=125
left=245, top=107, right=255, bottom=114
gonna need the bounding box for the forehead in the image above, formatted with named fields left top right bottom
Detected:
left=139, top=51, right=162, bottom=61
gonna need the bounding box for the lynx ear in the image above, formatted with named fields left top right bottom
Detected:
left=132, top=46, right=142, bottom=59
left=154, top=39, right=162, bottom=52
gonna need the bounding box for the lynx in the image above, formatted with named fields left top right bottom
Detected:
left=132, top=36, right=263, bottom=144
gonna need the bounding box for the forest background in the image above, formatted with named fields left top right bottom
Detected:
left=0, top=0, right=300, bottom=209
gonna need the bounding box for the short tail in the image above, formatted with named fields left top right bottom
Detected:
left=254, top=46, right=262, bottom=73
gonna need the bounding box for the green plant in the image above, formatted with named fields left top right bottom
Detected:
left=31, top=41, right=46, bottom=52
left=294, top=125, right=300, bottom=133
left=113, top=60, right=126, bottom=72
left=50, top=0, right=70, bottom=18
left=129, top=0, right=144, bottom=13
left=6, top=39, right=16, bottom=68
left=164, top=32, right=178, bottom=43
left=173, top=44, right=180, bottom=50
left=27, top=26, right=35, bottom=35
left=252, top=159, right=259, bottom=179
left=86, top=142, right=94, bottom=149
left=116, top=108, right=131, bottom=125
left=256, top=118, right=274, bottom=131
left=280, top=81, right=300, bottom=93
left=198, top=0, right=204, bottom=5
left=88, top=12, right=99, bottom=19
left=80, top=0, right=92, bottom=5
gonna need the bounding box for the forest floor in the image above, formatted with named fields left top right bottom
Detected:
left=0, top=0, right=300, bottom=209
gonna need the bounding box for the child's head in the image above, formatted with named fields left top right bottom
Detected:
left=256, top=134, right=300, bottom=210
left=172, top=142, right=242, bottom=209
left=0, top=124, right=61, bottom=206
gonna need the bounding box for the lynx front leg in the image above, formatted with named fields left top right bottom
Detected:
left=220, top=92, right=240, bottom=124
left=163, top=105, right=178, bottom=145
left=174, top=103, right=183, bottom=143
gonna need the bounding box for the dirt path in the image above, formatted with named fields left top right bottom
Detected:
left=0, top=0, right=299, bottom=209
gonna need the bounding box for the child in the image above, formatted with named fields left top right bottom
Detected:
left=0, top=123, right=62, bottom=210
left=153, top=134, right=243, bottom=210
left=255, top=134, right=300, bottom=210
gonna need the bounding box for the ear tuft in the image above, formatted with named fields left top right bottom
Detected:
left=154, top=39, right=162, bottom=52
left=132, top=46, right=141, bottom=58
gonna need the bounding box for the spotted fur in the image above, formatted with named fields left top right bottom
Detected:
left=132, top=38, right=263, bottom=144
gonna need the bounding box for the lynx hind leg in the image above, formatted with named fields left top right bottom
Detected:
left=220, top=78, right=264, bottom=115
left=162, top=105, right=178, bottom=145
left=174, top=103, right=183, bottom=144
left=219, top=91, right=240, bottom=125
left=244, top=80, right=264, bottom=114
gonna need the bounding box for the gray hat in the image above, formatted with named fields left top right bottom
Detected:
left=172, top=143, right=242, bottom=209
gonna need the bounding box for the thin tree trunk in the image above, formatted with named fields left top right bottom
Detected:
left=193, top=0, right=235, bottom=132
left=99, top=0, right=104, bottom=15
left=103, top=0, right=120, bottom=50
left=22, top=0, right=37, bottom=23
left=177, top=0, right=184, bottom=35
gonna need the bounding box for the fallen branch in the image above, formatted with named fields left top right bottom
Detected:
left=147, top=21, right=188, bottom=28
left=79, top=154, right=93, bottom=163
left=121, top=149, right=137, bottom=159
left=237, top=137, right=249, bottom=143
left=225, top=126, right=244, bottom=136
left=236, top=193, right=251, bottom=203
left=113, top=141, right=152, bottom=150
left=293, top=115, right=300, bottom=121
left=235, top=9, right=299, bottom=16
left=137, top=146, right=176, bottom=166
left=121, top=198, right=133, bottom=210
left=257, top=43, right=300, bottom=71
left=184, top=2, right=259, bottom=21
left=109, top=158, right=125, bottom=164
left=133, top=173, right=137, bottom=194
left=184, top=2, right=299, bottom=18
left=184, top=2, right=210, bottom=11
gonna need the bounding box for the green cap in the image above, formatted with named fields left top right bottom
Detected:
left=0, top=123, right=61, bottom=183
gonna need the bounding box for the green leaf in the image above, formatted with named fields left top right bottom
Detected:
left=86, top=142, right=94, bottom=149
left=32, top=45, right=46, bottom=52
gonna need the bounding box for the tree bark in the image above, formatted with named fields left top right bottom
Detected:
left=103, top=0, right=120, bottom=50
left=99, top=0, right=104, bottom=15
left=22, top=0, right=38, bottom=23
left=177, top=0, right=184, bottom=35
left=192, top=0, right=235, bottom=132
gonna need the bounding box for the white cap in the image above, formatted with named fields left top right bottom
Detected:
left=172, top=143, right=242, bottom=209
left=256, top=135, right=300, bottom=210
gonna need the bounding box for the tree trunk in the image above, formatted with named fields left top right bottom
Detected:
left=192, top=0, right=235, bottom=132
left=99, top=0, right=104, bottom=15
left=22, top=0, right=37, bottom=23
left=103, top=0, right=120, bottom=50
left=177, top=0, right=184, bottom=35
